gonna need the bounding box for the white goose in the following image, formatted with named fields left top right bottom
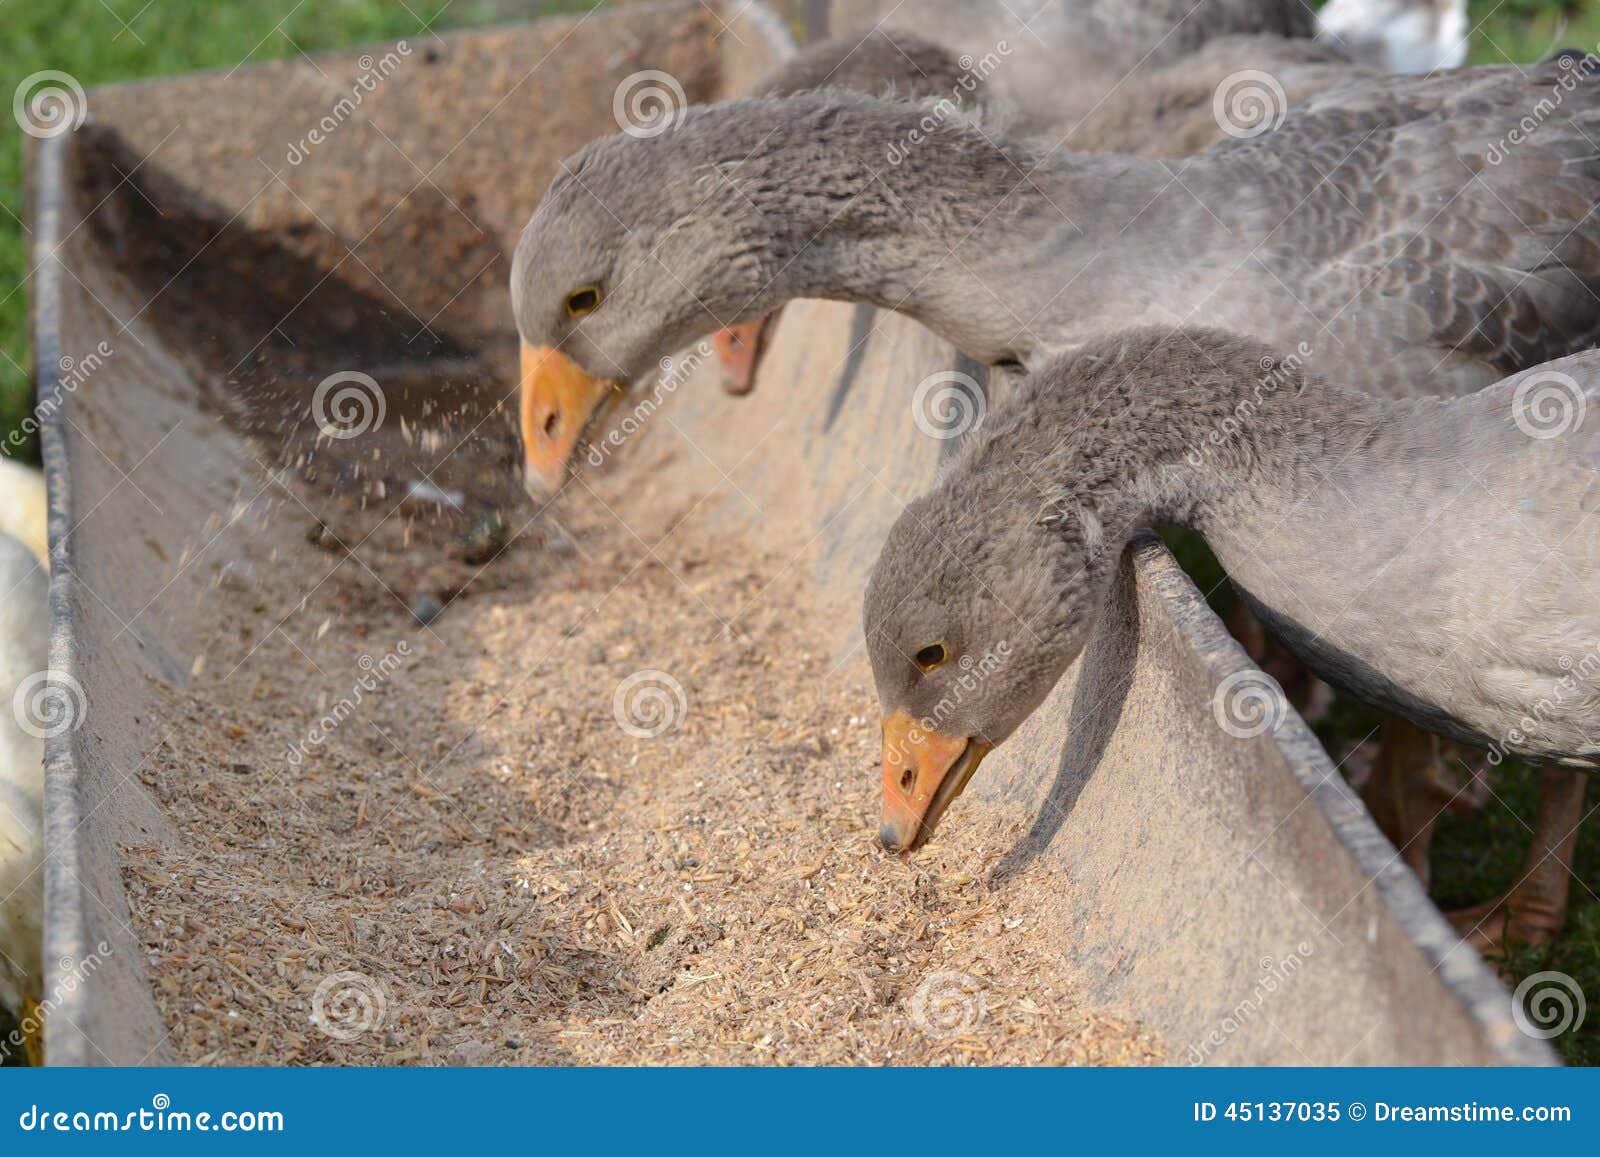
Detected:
left=0, top=520, right=46, bottom=1065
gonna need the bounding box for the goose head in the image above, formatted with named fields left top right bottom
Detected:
left=862, top=326, right=1280, bottom=850
left=863, top=449, right=1108, bottom=852
left=510, top=105, right=795, bottom=495
left=511, top=89, right=1041, bottom=496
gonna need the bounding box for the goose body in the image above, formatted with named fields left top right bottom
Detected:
left=863, top=327, right=1600, bottom=849
left=836, top=0, right=1317, bottom=66
left=512, top=60, right=1600, bottom=492
left=747, top=27, right=1373, bottom=161
left=834, top=0, right=1317, bottom=135
left=750, top=29, right=990, bottom=107
left=707, top=23, right=1371, bottom=390
left=1051, top=34, right=1370, bottom=156
left=1209, top=360, right=1600, bottom=765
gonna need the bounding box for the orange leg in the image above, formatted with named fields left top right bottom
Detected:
left=1362, top=719, right=1455, bottom=887
left=1449, top=766, right=1590, bottom=955
left=22, top=996, right=42, bottom=1066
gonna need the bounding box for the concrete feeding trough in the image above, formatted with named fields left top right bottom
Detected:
left=29, top=0, right=1549, bottom=1065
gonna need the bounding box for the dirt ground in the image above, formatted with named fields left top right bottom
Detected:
left=119, top=433, right=1162, bottom=1066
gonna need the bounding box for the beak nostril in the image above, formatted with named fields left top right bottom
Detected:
left=543, top=411, right=559, bottom=438
left=899, top=767, right=914, bottom=793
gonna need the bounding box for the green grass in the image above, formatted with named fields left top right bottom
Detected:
left=1468, top=0, right=1600, bottom=64
left=1309, top=695, right=1600, bottom=1066
left=0, top=0, right=604, bottom=462
left=1434, top=766, right=1600, bottom=1066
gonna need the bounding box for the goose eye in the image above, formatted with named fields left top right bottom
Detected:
left=565, top=286, right=602, bottom=318
left=913, top=643, right=947, bottom=672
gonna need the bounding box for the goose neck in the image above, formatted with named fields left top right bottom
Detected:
left=1020, top=332, right=1380, bottom=544
left=723, top=101, right=1109, bottom=361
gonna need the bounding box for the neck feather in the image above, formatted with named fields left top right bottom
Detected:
left=676, top=93, right=1154, bottom=362
left=963, top=328, right=1383, bottom=568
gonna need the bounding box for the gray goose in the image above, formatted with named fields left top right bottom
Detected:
left=1047, top=34, right=1367, bottom=155
left=705, top=28, right=1371, bottom=391
left=864, top=326, right=1597, bottom=948
left=511, top=60, right=1600, bottom=492
left=510, top=60, right=1600, bottom=922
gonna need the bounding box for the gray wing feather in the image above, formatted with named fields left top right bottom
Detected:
left=1209, top=61, right=1600, bottom=395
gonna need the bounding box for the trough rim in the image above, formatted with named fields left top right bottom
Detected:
left=34, top=130, right=106, bottom=1067
left=1125, top=533, right=1554, bottom=1066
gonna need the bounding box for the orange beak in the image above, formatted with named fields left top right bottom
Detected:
left=710, top=313, right=775, bottom=396
left=518, top=343, right=617, bottom=497
left=878, top=709, right=992, bottom=852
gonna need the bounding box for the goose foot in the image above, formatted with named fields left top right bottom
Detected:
left=1362, top=719, right=1459, bottom=887
left=1446, top=766, right=1589, bottom=958
left=710, top=314, right=775, bottom=395
left=22, top=996, right=42, bottom=1066
left=1447, top=893, right=1565, bottom=956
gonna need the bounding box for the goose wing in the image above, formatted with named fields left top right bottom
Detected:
left=1210, top=61, right=1600, bottom=397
